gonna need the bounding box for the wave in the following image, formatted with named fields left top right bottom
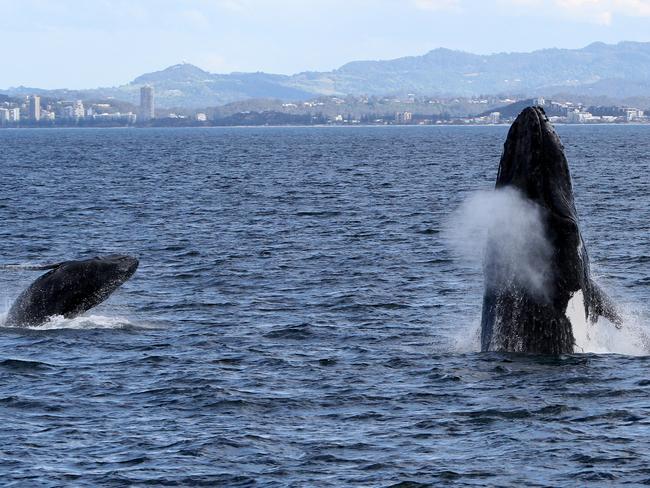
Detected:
left=0, top=358, right=53, bottom=371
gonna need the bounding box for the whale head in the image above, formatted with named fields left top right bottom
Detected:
left=58, top=254, right=139, bottom=308
left=496, top=106, right=578, bottom=225
left=91, top=254, right=140, bottom=283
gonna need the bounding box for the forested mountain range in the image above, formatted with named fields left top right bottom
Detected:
left=4, top=42, right=650, bottom=108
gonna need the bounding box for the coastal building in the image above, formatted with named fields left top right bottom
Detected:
left=488, top=112, right=501, bottom=124
left=1, top=107, right=21, bottom=123
left=625, top=108, right=644, bottom=121
left=29, top=95, right=40, bottom=121
left=73, top=100, right=85, bottom=118
left=140, top=85, right=155, bottom=121
left=195, top=112, right=207, bottom=122
left=93, top=112, right=137, bottom=124
left=395, top=111, right=413, bottom=124
left=567, top=109, right=592, bottom=123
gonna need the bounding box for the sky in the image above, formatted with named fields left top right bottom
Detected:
left=1, top=0, right=650, bottom=89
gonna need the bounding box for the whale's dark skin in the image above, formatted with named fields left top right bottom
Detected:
left=481, top=107, right=620, bottom=354
left=4, top=255, right=138, bottom=327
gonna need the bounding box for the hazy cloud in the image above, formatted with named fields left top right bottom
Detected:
left=210, top=0, right=248, bottom=12
left=501, top=0, right=650, bottom=23
left=412, top=0, right=461, bottom=11
left=193, top=53, right=231, bottom=72
left=2, top=0, right=650, bottom=88
left=181, top=9, right=210, bottom=28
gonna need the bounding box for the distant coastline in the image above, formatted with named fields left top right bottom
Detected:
left=3, top=121, right=650, bottom=130
left=3, top=91, right=647, bottom=130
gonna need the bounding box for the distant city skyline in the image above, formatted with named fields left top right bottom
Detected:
left=2, top=0, right=650, bottom=89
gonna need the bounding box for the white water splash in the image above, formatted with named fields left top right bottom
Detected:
left=445, top=188, right=552, bottom=299
left=33, top=314, right=135, bottom=330
left=568, top=290, right=650, bottom=355
left=451, top=320, right=481, bottom=353
left=0, top=312, right=150, bottom=330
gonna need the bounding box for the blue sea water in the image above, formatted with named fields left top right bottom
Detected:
left=0, top=125, right=649, bottom=486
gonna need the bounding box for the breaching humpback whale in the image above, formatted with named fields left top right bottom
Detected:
left=4, top=255, right=138, bottom=327
left=481, top=107, right=620, bottom=354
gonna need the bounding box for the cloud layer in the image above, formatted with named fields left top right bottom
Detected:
left=496, top=0, right=650, bottom=24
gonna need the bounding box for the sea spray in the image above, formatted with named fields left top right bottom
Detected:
left=443, top=188, right=553, bottom=352
left=570, top=290, right=649, bottom=355
left=445, top=188, right=552, bottom=298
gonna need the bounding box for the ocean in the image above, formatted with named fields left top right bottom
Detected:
left=0, top=125, right=649, bottom=486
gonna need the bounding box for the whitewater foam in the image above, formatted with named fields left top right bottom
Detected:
left=0, top=312, right=147, bottom=331
left=568, top=290, right=650, bottom=355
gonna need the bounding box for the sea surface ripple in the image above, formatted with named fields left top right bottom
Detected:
left=0, top=125, right=649, bottom=486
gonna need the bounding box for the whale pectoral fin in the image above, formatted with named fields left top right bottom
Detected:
left=589, top=282, right=623, bottom=329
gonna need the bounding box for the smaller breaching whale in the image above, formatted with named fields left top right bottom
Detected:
left=481, top=107, right=620, bottom=354
left=4, top=255, right=138, bottom=327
